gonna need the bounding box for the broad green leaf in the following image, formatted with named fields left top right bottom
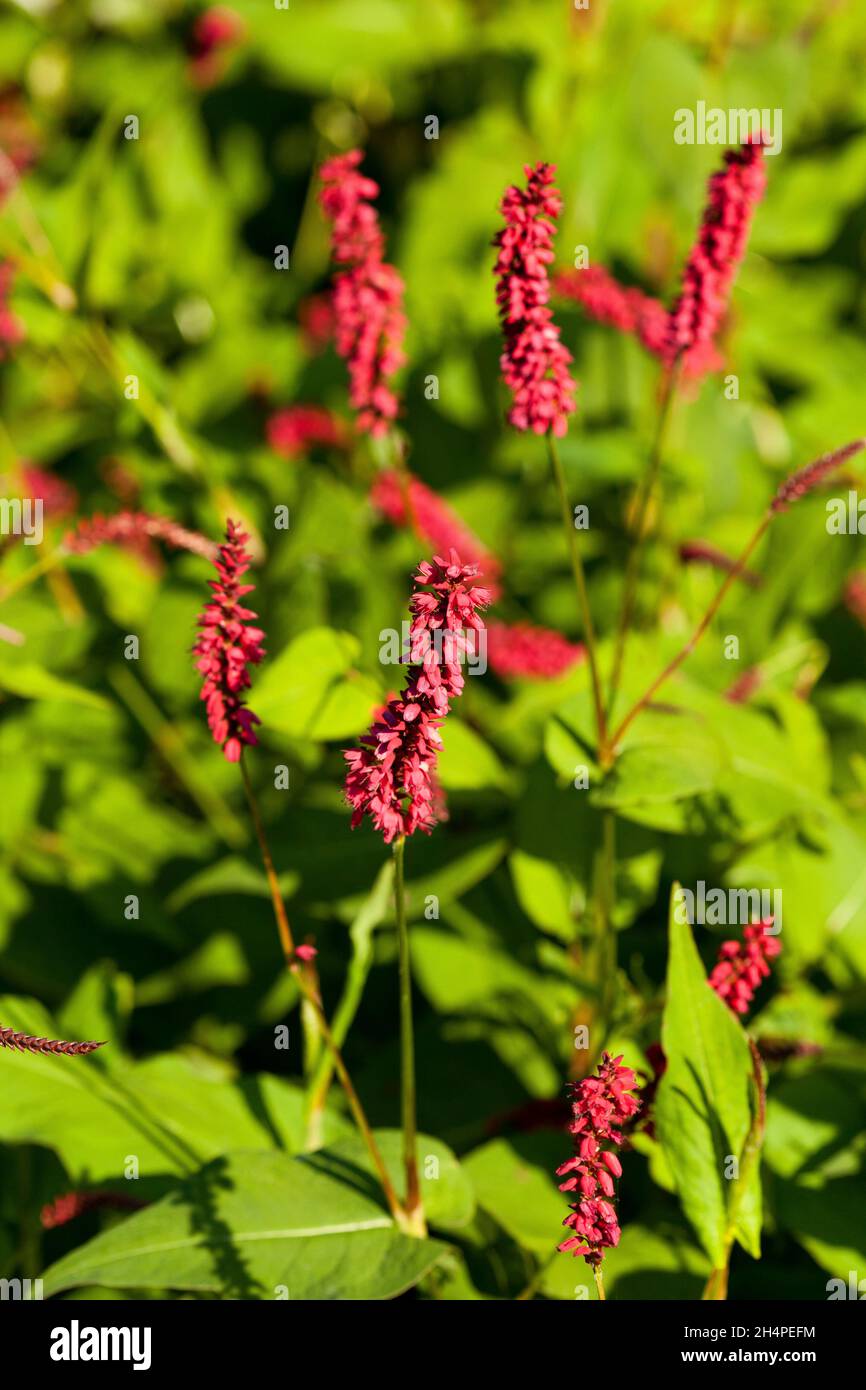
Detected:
left=464, top=1135, right=564, bottom=1253
left=438, top=720, right=510, bottom=791
left=166, top=856, right=299, bottom=914
left=655, top=891, right=762, bottom=1267
left=0, top=996, right=349, bottom=1181
left=252, top=627, right=379, bottom=740
left=0, top=662, right=110, bottom=709
left=42, top=1149, right=449, bottom=1300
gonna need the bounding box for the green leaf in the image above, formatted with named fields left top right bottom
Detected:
left=42, top=1149, right=449, bottom=1300
left=313, top=1130, right=476, bottom=1233
left=166, top=856, right=299, bottom=914
left=655, top=890, right=762, bottom=1266
left=437, top=720, right=510, bottom=791
left=592, top=713, right=724, bottom=813
left=464, top=1135, right=565, bottom=1253
left=0, top=662, right=110, bottom=709
left=253, top=627, right=379, bottom=740
left=0, top=996, right=349, bottom=1180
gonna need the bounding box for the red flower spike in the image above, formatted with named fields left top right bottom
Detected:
left=708, top=918, right=782, bottom=1016
left=667, top=137, right=767, bottom=362
left=344, top=549, right=489, bottom=844
left=193, top=519, right=265, bottom=762
left=555, top=265, right=669, bottom=356
left=41, top=1190, right=146, bottom=1229
left=266, top=406, right=347, bottom=460
left=493, top=163, right=577, bottom=437
left=319, top=150, right=407, bottom=438
left=556, top=1052, right=640, bottom=1268
left=486, top=621, right=585, bottom=679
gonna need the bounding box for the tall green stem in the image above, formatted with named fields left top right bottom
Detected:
left=607, top=361, right=679, bottom=721
left=546, top=434, right=607, bottom=756
left=239, top=758, right=406, bottom=1229
left=393, top=835, right=426, bottom=1235
left=597, top=810, right=617, bottom=1051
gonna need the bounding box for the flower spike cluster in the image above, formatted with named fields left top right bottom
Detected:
left=319, top=150, right=407, bottom=437
left=667, top=136, right=767, bottom=361
left=344, top=550, right=489, bottom=843
left=708, top=919, right=781, bottom=1016
left=193, top=519, right=265, bottom=762
left=493, top=162, right=576, bottom=437
left=557, top=1053, right=640, bottom=1267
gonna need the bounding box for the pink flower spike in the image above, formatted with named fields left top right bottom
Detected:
left=318, top=150, right=406, bottom=438
left=486, top=621, right=585, bottom=680
left=193, top=519, right=265, bottom=762
left=295, top=944, right=318, bottom=962
left=344, top=549, right=490, bottom=844
left=493, top=163, right=577, bottom=437
left=556, top=1052, right=640, bottom=1268
left=554, top=265, right=670, bottom=359
left=266, top=406, right=347, bottom=460
left=708, top=918, right=782, bottom=1017
left=667, top=137, right=767, bottom=364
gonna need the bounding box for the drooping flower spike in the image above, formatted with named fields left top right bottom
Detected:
left=344, top=550, right=490, bottom=844
left=557, top=1052, right=640, bottom=1267
left=319, top=149, right=407, bottom=437
left=554, top=265, right=670, bottom=359
left=66, top=510, right=218, bottom=561
left=193, top=519, right=265, bottom=762
left=493, top=162, right=576, bottom=437
left=708, top=919, right=781, bottom=1016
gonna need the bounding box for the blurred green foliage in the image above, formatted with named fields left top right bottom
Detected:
left=1, top=0, right=866, bottom=1300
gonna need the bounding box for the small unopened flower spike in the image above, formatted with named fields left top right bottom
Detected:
left=556, top=1053, right=640, bottom=1275
left=493, top=162, right=576, bottom=437
left=771, top=439, right=865, bottom=513
left=193, top=519, right=265, bottom=761
left=708, top=918, right=781, bottom=1016
left=1, top=1024, right=105, bottom=1056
